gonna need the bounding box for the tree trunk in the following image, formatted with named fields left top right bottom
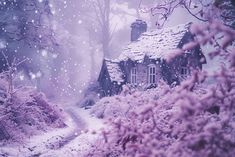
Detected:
left=102, top=0, right=111, bottom=58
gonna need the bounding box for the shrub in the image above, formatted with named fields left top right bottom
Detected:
left=85, top=21, right=235, bottom=157
left=0, top=79, right=65, bottom=142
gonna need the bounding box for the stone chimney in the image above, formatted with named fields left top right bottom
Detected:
left=130, top=19, right=147, bottom=42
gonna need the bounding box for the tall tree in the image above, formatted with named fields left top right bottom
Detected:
left=81, top=0, right=116, bottom=58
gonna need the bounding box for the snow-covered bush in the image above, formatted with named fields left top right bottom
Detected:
left=79, top=81, right=102, bottom=108
left=90, top=81, right=169, bottom=119
left=85, top=21, right=235, bottom=157
left=0, top=74, right=65, bottom=142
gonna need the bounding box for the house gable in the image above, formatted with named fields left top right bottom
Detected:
left=98, top=59, right=124, bottom=97
left=178, top=31, right=206, bottom=64
left=98, top=61, right=111, bottom=96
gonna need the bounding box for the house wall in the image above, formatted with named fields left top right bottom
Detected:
left=99, top=71, right=112, bottom=97
left=126, top=61, right=161, bottom=88
left=99, top=75, right=122, bottom=97
left=121, top=59, right=135, bottom=83
left=161, top=61, right=179, bottom=85
left=168, top=32, right=206, bottom=83
left=136, top=63, right=148, bottom=86
left=170, top=49, right=204, bottom=82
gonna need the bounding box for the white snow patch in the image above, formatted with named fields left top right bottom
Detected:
left=0, top=107, right=104, bottom=157
left=119, top=22, right=192, bottom=62
left=105, top=59, right=124, bottom=83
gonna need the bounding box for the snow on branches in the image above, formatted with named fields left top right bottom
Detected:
left=0, top=72, right=65, bottom=143
left=141, top=0, right=235, bottom=29
left=85, top=21, right=235, bottom=157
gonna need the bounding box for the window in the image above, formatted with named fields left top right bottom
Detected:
left=181, top=67, right=190, bottom=77
left=130, top=67, right=137, bottom=84
left=148, top=65, right=156, bottom=84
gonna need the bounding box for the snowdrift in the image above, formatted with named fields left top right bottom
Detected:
left=0, top=78, right=65, bottom=142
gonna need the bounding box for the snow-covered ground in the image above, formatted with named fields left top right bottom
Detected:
left=0, top=105, right=104, bottom=157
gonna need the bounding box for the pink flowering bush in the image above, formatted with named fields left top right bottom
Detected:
left=85, top=21, right=235, bottom=157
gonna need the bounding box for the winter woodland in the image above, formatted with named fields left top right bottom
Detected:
left=0, top=0, right=235, bottom=157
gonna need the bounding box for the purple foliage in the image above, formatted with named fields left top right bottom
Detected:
left=85, top=21, right=235, bottom=157
left=0, top=78, right=65, bottom=143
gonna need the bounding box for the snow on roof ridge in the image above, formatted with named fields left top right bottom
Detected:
left=118, top=22, right=193, bottom=62
left=142, top=22, right=192, bottom=36
left=104, top=58, right=120, bottom=63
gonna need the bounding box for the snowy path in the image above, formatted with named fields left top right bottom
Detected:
left=0, top=106, right=104, bottom=157
left=41, top=107, right=104, bottom=157
left=52, top=109, right=86, bottom=149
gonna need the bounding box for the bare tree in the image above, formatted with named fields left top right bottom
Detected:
left=139, top=0, right=235, bottom=29
left=90, top=0, right=112, bottom=58
left=0, top=52, right=28, bottom=100
left=99, top=0, right=111, bottom=58
left=81, top=0, right=118, bottom=58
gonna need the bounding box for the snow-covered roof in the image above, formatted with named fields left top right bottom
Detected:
left=119, top=22, right=192, bottom=61
left=105, top=59, right=124, bottom=83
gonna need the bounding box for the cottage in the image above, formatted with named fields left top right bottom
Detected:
left=98, top=20, right=206, bottom=97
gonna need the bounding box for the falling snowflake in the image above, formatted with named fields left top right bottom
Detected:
left=0, top=40, right=6, bottom=49
left=29, top=72, right=36, bottom=80
left=19, top=75, right=24, bottom=81
left=41, top=49, right=48, bottom=57
left=52, top=53, right=58, bottom=58
left=36, top=71, right=42, bottom=78
left=78, top=20, right=83, bottom=24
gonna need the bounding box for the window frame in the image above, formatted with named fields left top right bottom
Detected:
left=181, top=66, right=190, bottom=77
left=130, top=67, right=137, bottom=85
left=148, top=64, right=156, bottom=85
